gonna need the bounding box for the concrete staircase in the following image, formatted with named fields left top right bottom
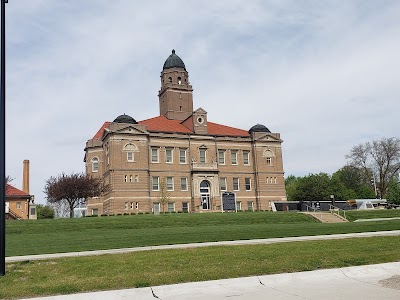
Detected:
left=304, top=211, right=348, bottom=223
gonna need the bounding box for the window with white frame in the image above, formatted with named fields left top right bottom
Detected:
left=168, top=202, right=175, bottom=212
left=264, top=149, right=274, bottom=166
left=231, top=150, right=238, bottom=165
left=266, top=177, right=269, bottom=184
left=182, top=202, right=189, bottom=212
left=220, top=177, right=227, bottom=191
left=199, top=148, right=206, bottom=163
left=166, top=177, right=174, bottom=191
left=245, top=178, right=251, bottom=191
left=165, top=148, right=173, bottom=163
left=124, top=175, right=128, bottom=182
left=151, top=148, right=159, bottom=163
left=129, top=175, right=133, bottom=183
left=181, top=177, right=188, bottom=191
left=136, top=202, right=139, bottom=209
left=130, top=202, right=134, bottom=209
left=233, top=178, right=239, bottom=191
left=236, top=201, right=242, bottom=210
left=16, top=202, right=22, bottom=209
left=135, top=175, right=139, bottom=183
left=127, top=152, right=134, bottom=162
left=247, top=201, right=254, bottom=211
left=152, top=176, right=159, bottom=191
left=218, top=150, right=225, bottom=165
left=179, top=148, right=187, bottom=164
left=243, top=151, right=250, bottom=165
left=125, top=202, right=128, bottom=209
left=91, top=157, right=99, bottom=172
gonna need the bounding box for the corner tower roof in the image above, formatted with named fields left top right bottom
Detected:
left=163, top=49, right=186, bottom=70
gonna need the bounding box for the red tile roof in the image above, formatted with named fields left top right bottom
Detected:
left=139, top=116, right=193, bottom=133
left=92, top=116, right=249, bottom=139
left=6, top=184, right=30, bottom=197
left=93, top=122, right=111, bottom=139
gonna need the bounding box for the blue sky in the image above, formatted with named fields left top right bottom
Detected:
left=4, top=1, right=400, bottom=204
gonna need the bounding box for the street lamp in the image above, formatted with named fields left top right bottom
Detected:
left=0, top=0, right=8, bottom=277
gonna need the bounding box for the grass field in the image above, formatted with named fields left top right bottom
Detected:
left=345, top=209, right=400, bottom=221
left=1, top=236, right=400, bottom=299
left=6, top=211, right=400, bottom=257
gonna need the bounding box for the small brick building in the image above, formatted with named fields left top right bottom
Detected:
left=84, top=50, right=287, bottom=215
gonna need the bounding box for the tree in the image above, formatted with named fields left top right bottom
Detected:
left=346, top=137, right=400, bottom=198
left=44, top=172, right=105, bottom=218
left=290, top=173, right=332, bottom=201
left=285, top=175, right=299, bottom=201
left=331, top=166, right=375, bottom=199
left=36, top=204, right=55, bottom=219
left=158, top=177, right=171, bottom=213
left=386, top=178, right=400, bottom=205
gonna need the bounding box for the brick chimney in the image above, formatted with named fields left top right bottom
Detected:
left=22, top=160, right=30, bottom=194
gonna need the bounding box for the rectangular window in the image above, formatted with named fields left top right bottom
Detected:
left=168, top=202, right=175, bottom=212
left=179, top=148, right=187, bottom=164
left=199, top=149, right=206, bottom=163
left=218, top=150, right=225, bottom=165
left=127, top=152, right=134, bottom=162
left=152, top=176, right=159, bottom=191
left=180, top=177, right=188, bottom=191
left=92, top=208, right=98, bottom=216
left=151, top=148, right=159, bottom=163
left=220, top=177, right=227, bottom=191
left=124, top=175, right=128, bottom=182
left=247, top=201, right=254, bottom=211
left=266, top=177, right=270, bottom=184
left=130, top=202, right=134, bottom=209
left=129, top=175, right=133, bottom=183
left=16, top=202, right=22, bottom=209
left=243, top=151, right=250, bottom=165
left=231, top=150, right=238, bottom=165
left=167, top=176, right=174, bottom=191
left=273, top=177, right=277, bottom=184
left=236, top=201, right=242, bottom=210
left=182, top=202, right=189, bottom=212
left=245, top=178, right=251, bottom=191
left=125, top=202, right=128, bottom=209
left=135, top=175, right=139, bottom=183
left=136, top=202, right=139, bottom=209
left=266, top=157, right=272, bottom=165
left=233, top=178, right=239, bottom=191
left=166, top=148, right=173, bottom=163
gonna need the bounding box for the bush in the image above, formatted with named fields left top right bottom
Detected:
left=36, top=204, right=55, bottom=219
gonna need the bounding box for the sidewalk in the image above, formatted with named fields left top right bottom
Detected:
left=21, top=262, right=400, bottom=300
left=7, top=230, right=400, bottom=262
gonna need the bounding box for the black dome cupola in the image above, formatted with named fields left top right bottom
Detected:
left=249, top=124, right=271, bottom=134
left=113, top=114, right=137, bottom=124
left=163, top=49, right=186, bottom=70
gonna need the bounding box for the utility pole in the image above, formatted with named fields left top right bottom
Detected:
left=0, top=0, right=8, bottom=277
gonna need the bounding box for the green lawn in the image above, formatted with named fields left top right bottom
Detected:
left=345, top=209, right=400, bottom=221
left=1, top=236, right=400, bottom=300
left=6, top=211, right=400, bottom=257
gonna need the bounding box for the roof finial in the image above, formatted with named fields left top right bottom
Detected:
left=172, top=49, right=175, bottom=54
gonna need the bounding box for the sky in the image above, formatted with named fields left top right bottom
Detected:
left=4, top=0, right=400, bottom=204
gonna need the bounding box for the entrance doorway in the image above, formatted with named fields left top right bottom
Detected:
left=153, top=202, right=160, bottom=214
left=200, top=180, right=210, bottom=210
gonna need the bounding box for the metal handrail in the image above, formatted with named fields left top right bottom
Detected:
left=305, top=204, right=322, bottom=221
left=329, top=204, right=347, bottom=221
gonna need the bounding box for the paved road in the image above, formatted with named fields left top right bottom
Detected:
left=7, top=230, right=400, bottom=262
left=21, top=262, right=400, bottom=300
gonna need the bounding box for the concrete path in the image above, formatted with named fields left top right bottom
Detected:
left=6, top=230, right=400, bottom=263
left=20, top=262, right=400, bottom=300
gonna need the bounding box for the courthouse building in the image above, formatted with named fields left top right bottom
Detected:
left=84, top=50, right=286, bottom=215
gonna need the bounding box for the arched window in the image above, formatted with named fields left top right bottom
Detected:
left=168, top=77, right=172, bottom=83
left=263, top=149, right=275, bottom=166
left=177, top=77, right=182, bottom=84
left=124, top=143, right=138, bottom=162
left=91, top=157, right=99, bottom=172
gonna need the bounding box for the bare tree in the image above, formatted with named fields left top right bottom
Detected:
left=158, top=177, right=171, bottom=213
left=44, top=172, right=106, bottom=218
left=346, top=137, right=400, bottom=198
